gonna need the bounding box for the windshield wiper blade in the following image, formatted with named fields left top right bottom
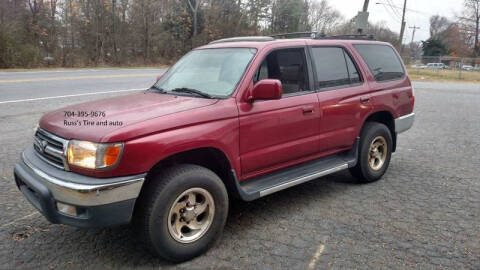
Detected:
left=170, top=87, right=213, bottom=98
left=149, top=85, right=166, bottom=93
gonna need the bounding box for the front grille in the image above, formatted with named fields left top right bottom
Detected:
left=33, top=128, right=69, bottom=170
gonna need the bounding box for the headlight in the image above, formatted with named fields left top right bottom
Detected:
left=67, top=140, right=123, bottom=169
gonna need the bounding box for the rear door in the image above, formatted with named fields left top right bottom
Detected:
left=310, top=46, right=372, bottom=154
left=238, top=47, right=320, bottom=178
left=353, top=44, right=413, bottom=117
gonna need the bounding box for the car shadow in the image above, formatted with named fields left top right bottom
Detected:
left=78, top=170, right=360, bottom=267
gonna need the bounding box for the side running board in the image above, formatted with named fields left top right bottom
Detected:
left=233, top=138, right=359, bottom=201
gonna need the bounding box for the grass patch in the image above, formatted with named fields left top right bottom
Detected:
left=407, top=68, right=480, bottom=83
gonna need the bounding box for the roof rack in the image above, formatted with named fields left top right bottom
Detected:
left=270, top=32, right=322, bottom=39
left=209, top=36, right=274, bottom=44
left=208, top=33, right=376, bottom=45
left=315, top=34, right=375, bottom=40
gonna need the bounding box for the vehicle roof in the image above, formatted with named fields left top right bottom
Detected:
left=197, top=38, right=391, bottom=50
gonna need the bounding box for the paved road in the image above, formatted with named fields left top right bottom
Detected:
left=0, top=70, right=479, bottom=269
left=0, top=68, right=163, bottom=103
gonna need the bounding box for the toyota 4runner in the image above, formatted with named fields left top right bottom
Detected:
left=14, top=34, right=415, bottom=262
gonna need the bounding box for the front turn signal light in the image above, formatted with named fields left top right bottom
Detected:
left=103, top=144, right=122, bottom=167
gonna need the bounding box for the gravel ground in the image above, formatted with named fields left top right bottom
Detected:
left=0, top=74, right=478, bottom=269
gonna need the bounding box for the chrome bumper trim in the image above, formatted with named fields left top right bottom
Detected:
left=21, top=152, right=145, bottom=206
left=394, top=112, right=415, bottom=133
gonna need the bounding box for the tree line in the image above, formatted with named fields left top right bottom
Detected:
left=419, top=0, right=480, bottom=58
left=0, top=0, right=401, bottom=68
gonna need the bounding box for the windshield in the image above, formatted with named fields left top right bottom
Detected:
left=153, top=48, right=257, bottom=98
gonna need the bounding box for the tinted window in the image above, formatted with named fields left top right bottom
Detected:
left=254, top=61, right=269, bottom=83
left=311, top=47, right=350, bottom=88
left=345, top=52, right=361, bottom=84
left=354, top=44, right=404, bottom=81
left=253, top=48, right=309, bottom=95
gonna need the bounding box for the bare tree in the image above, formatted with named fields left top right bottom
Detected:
left=246, top=0, right=271, bottom=34
left=27, top=0, right=43, bottom=44
left=187, top=0, right=204, bottom=38
left=112, top=0, right=118, bottom=63
left=0, top=0, right=353, bottom=68
left=430, top=15, right=450, bottom=38
left=308, top=0, right=343, bottom=34
left=408, top=41, right=422, bottom=59
left=461, top=0, right=480, bottom=56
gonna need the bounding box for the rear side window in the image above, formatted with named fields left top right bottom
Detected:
left=354, top=44, right=404, bottom=81
left=311, top=47, right=361, bottom=88
left=345, top=53, right=361, bottom=84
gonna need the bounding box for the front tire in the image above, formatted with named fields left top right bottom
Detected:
left=134, top=164, right=229, bottom=262
left=350, top=122, right=393, bottom=183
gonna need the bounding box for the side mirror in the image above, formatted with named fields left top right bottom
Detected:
left=248, top=79, right=282, bottom=102
left=156, top=74, right=163, bottom=82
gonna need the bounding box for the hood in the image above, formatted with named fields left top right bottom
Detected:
left=40, top=92, right=218, bottom=142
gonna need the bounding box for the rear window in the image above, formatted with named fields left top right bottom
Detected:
left=354, top=44, right=404, bottom=82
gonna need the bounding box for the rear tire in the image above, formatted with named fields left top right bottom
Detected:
left=350, top=122, right=392, bottom=183
left=134, top=164, right=229, bottom=262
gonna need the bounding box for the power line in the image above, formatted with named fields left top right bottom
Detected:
left=380, top=4, right=402, bottom=23
left=375, top=1, right=431, bottom=16
left=386, top=0, right=402, bottom=18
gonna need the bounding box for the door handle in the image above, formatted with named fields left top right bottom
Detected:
left=360, top=97, right=370, bottom=104
left=302, top=106, right=314, bottom=114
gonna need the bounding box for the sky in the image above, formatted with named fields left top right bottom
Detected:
left=328, top=0, right=464, bottom=42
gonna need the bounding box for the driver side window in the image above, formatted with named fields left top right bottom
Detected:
left=253, top=48, right=309, bottom=95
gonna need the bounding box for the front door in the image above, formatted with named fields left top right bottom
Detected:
left=238, top=47, right=320, bottom=178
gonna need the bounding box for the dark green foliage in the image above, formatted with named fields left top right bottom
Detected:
left=422, top=38, right=449, bottom=56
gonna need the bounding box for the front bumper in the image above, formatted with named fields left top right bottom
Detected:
left=394, top=112, right=415, bottom=133
left=14, top=146, right=146, bottom=227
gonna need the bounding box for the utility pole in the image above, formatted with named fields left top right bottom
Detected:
left=398, top=0, right=407, bottom=54
left=363, top=0, right=370, bottom=12
left=357, top=0, right=370, bottom=34
left=409, top=25, right=420, bottom=44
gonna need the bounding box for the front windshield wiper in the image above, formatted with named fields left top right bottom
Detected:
left=149, top=84, right=166, bottom=93
left=170, top=87, right=213, bottom=99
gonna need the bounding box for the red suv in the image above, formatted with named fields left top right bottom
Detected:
left=14, top=35, right=415, bottom=262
